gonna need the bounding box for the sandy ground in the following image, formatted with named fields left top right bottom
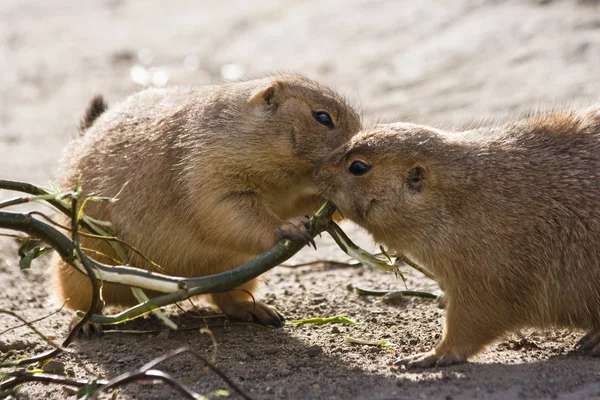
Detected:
left=2, top=0, right=600, bottom=398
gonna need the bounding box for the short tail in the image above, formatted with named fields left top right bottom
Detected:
left=79, top=95, right=108, bottom=134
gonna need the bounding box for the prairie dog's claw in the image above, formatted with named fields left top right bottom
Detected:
left=394, top=350, right=464, bottom=369
left=276, top=216, right=316, bottom=249
left=70, top=316, right=104, bottom=339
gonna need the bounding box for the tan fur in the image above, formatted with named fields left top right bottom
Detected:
left=315, top=106, right=600, bottom=365
left=53, top=75, right=361, bottom=326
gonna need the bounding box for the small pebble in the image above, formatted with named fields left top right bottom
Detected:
left=381, top=292, right=407, bottom=305
left=42, top=360, right=66, bottom=375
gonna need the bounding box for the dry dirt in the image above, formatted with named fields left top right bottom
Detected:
left=2, top=0, right=600, bottom=399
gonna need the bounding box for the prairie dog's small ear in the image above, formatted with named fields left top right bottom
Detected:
left=248, top=81, right=283, bottom=107
left=406, top=164, right=427, bottom=193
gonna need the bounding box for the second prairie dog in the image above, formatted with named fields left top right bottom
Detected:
left=53, top=74, right=361, bottom=326
left=315, top=106, right=600, bottom=366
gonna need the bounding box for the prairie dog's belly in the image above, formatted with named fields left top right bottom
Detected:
left=113, top=219, right=256, bottom=278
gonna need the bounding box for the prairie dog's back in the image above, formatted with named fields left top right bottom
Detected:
left=59, top=88, right=200, bottom=260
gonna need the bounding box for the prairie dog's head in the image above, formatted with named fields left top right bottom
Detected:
left=314, top=123, right=454, bottom=248
left=243, top=75, right=361, bottom=168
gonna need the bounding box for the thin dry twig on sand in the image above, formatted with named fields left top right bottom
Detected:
left=0, top=372, right=110, bottom=394
left=90, top=346, right=254, bottom=400
left=0, top=301, right=67, bottom=336
left=0, top=309, right=64, bottom=352
left=1, top=346, right=254, bottom=400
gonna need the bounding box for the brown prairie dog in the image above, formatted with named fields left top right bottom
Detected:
left=315, top=107, right=600, bottom=365
left=53, top=75, right=361, bottom=326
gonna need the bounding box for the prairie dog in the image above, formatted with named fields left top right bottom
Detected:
left=53, top=75, right=361, bottom=326
left=315, top=107, right=600, bottom=365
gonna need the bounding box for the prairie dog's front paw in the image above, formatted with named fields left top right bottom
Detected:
left=276, top=216, right=316, bottom=249
left=222, top=300, right=285, bottom=327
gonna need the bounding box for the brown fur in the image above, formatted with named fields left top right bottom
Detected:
left=53, top=75, right=361, bottom=326
left=315, top=106, right=600, bottom=365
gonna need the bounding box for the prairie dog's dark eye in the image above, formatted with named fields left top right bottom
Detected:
left=349, top=160, right=371, bottom=176
left=312, top=111, right=335, bottom=129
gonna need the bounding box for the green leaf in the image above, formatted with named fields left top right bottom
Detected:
left=344, top=337, right=395, bottom=350
left=18, top=238, right=53, bottom=270
left=207, top=389, right=230, bottom=398
left=379, top=245, right=392, bottom=262
left=85, top=195, right=119, bottom=203
left=19, top=246, right=53, bottom=270
left=76, top=379, right=101, bottom=399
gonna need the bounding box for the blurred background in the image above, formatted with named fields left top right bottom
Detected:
left=2, top=0, right=599, bottom=185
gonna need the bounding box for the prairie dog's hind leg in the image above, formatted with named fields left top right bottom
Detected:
left=208, top=278, right=285, bottom=327
left=51, top=254, right=139, bottom=311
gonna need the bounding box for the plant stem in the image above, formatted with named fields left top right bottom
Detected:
left=354, top=287, right=438, bottom=299
left=85, top=202, right=338, bottom=324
